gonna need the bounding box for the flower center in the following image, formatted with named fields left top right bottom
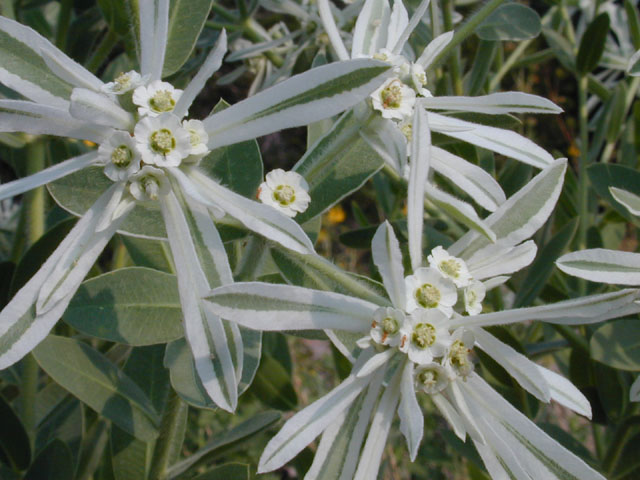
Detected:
left=114, top=72, right=131, bottom=91
left=140, top=175, right=161, bottom=200
left=150, top=129, right=176, bottom=154
left=380, top=81, right=402, bottom=109
left=381, top=316, right=399, bottom=335
left=400, top=122, right=412, bottom=141
left=418, top=369, right=438, bottom=388
left=412, top=322, right=436, bottom=349
left=188, top=129, right=201, bottom=147
left=415, top=283, right=441, bottom=308
left=149, top=90, right=176, bottom=113
left=273, top=185, right=296, bottom=206
left=449, top=340, right=472, bottom=374
left=111, top=145, right=132, bottom=168
left=440, top=259, right=461, bottom=278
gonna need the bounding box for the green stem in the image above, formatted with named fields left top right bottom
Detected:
left=86, top=29, right=118, bottom=73
left=111, top=238, right=129, bottom=270
left=577, top=74, right=590, bottom=296
left=206, top=20, right=243, bottom=31
left=211, top=3, right=237, bottom=22
left=242, top=18, right=285, bottom=68
left=603, top=419, right=639, bottom=475
left=1, top=0, right=15, bottom=19
left=55, top=0, right=73, bottom=50
left=149, top=390, right=186, bottom=480
left=431, top=0, right=506, bottom=67
left=441, top=0, right=462, bottom=95
left=430, top=0, right=442, bottom=38
left=552, top=324, right=590, bottom=354
left=234, top=236, right=266, bottom=281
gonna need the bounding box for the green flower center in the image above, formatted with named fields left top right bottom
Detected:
left=188, top=129, right=200, bottom=147
left=114, top=72, right=131, bottom=91
left=449, top=340, right=471, bottom=373
left=111, top=145, right=132, bottom=168
left=415, top=283, right=441, bottom=308
left=380, top=82, right=402, bottom=109
left=400, top=122, right=412, bottom=141
left=140, top=176, right=160, bottom=200
left=440, top=259, right=461, bottom=278
left=149, top=90, right=176, bottom=112
left=150, top=129, right=176, bottom=154
left=381, top=316, right=399, bottom=335
left=273, top=185, right=296, bottom=206
left=418, top=369, right=438, bottom=388
left=412, top=323, right=436, bottom=349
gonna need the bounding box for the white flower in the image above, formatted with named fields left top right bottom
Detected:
left=101, top=70, right=146, bottom=95
left=399, top=309, right=451, bottom=364
left=415, top=363, right=448, bottom=394
left=129, top=166, right=170, bottom=202
left=134, top=114, right=192, bottom=167
left=370, top=306, right=405, bottom=347
left=98, top=131, right=142, bottom=181
left=370, top=78, right=416, bottom=120
left=182, top=119, right=210, bottom=158
left=133, top=80, right=183, bottom=117
left=258, top=169, right=311, bottom=217
left=464, top=280, right=486, bottom=316
left=404, top=267, right=457, bottom=316
left=445, top=327, right=475, bottom=377
left=410, top=63, right=431, bottom=96
left=428, top=246, right=472, bottom=288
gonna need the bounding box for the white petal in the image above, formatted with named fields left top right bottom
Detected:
left=557, top=248, right=640, bottom=285
left=421, top=92, right=562, bottom=115
left=537, top=365, right=592, bottom=418
left=398, top=360, right=424, bottom=460
left=174, top=30, right=228, bottom=118
left=259, top=374, right=371, bottom=473
left=0, top=151, right=97, bottom=201
left=428, top=112, right=554, bottom=169
left=372, top=221, right=406, bottom=310
left=431, top=146, right=506, bottom=212
left=416, top=31, right=454, bottom=69
left=472, top=327, right=550, bottom=402
left=317, top=0, right=350, bottom=61
left=408, top=106, right=431, bottom=272
left=206, top=282, right=379, bottom=332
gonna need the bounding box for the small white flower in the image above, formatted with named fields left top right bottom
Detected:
left=410, top=63, right=431, bottom=97
left=182, top=119, right=210, bottom=158
left=133, top=80, right=183, bottom=117
left=370, top=78, right=416, bottom=120
left=134, top=114, right=192, bottom=167
left=464, top=280, right=486, bottom=316
left=101, top=70, right=146, bottom=95
left=404, top=267, right=457, bottom=316
left=129, top=166, right=170, bottom=202
left=415, top=363, right=449, bottom=394
left=428, top=246, right=472, bottom=288
left=370, top=306, right=406, bottom=347
left=399, top=309, right=451, bottom=365
left=258, top=169, right=310, bottom=217
left=445, top=327, right=475, bottom=378
left=98, top=131, right=142, bottom=181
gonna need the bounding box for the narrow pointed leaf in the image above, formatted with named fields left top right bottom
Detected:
left=372, top=221, right=405, bottom=310
left=351, top=0, right=390, bottom=57
left=610, top=186, right=640, bottom=216
left=0, top=394, right=31, bottom=471
left=537, top=366, right=592, bottom=418
left=557, top=248, right=640, bottom=285
left=422, top=92, right=561, bottom=115
left=576, top=13, right=610, bottom=74
left=398, top=360, right=423, bottom=461
left=590, top=319, right=640, bottom=371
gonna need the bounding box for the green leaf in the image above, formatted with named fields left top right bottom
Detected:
left=64, top=267, right=183, bottom=346
left=543, top=28, right=576, bottom=72
left=122, top=236, right=173, bottom=273
left=591, top=319, right=640, bottom=371
left=576, top=13, right=610, bottom=75
left=166, top=411, right=280, bottom=479
left=588, top=163, right=640, bottom=222
left=33, top=335, right=160, bottom=442
left=248, top=352, right=297, bottom=410
left=110, top=426, right=152, bottom=480
left=163, top=0, right=214, bottom=77
left=625, top=0, right=640, bottom=50
left=98, top=0, right=130, bottom=36
left=468, top=40, right=497, bottom=95
left=35, top=397, right=83, bottom=467
left=513, top=218, right=578, bottom=308
left=191, top=463, right=250, bottom=480
left=476, top=4, right=541, bottom=41
left=0, top=394, right=31, bottom=471
left=293, top=108, right=385, bottom=223
left=24, top=439, right=73, bottom=480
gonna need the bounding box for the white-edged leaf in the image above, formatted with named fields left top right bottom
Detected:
left=428, top=111, right=554, bottom=169
left=431, top=393, right=467, bottom=441
left=451, top=289, right=640, bottom=328
left=557, top=248, right=640, bottom=285
left=0, top=152, right=97, bottom=202
left=421, top=92, right=562, bottom=115
left=0, top=99, right=110, bottom=143
left=450, top=159, right=567, bottom=259
left=431, top=146, right=505, bottom=212
left=203, top=59, right=390, bottom=149
left=372, top=221, right=406, bottom=309
left=408, top=106, right=431, bottom=271
left=355, top=348, right=396, bottom=378
left=359, top=116, right=407, bottom=174
left=69, top=88, right=134, bottom=130
left=386, top=0, right=409, bottom=52
left=317, top=0, right=350, bottom=61
left=631, top=376, right=640, bottom=402
left=398, top=360, right=423, bottom=461
left=205, top=282, right=379, bottom=332
left=259, top=373, right=371, bottom=473
left=628, top=49, right=640, bottom=76
left=416, top=31, right=454, bottom=69
left=38, top=43, right=103, bottom=92
left=391, top=0, right=430, bottom=54
left=472, top=327, right=550, bottom=402
left=447, top=381, right=485, bottom=444
left=537, top=365, right=592, bottom=418
left=351, top=0, right=390, bottom=57
left=425, top=185, right=496, bottom=242
left=467, top=240, right=537, bottom=280
left=185, top=169, right=315, bottom=254
left=610, top=186, right=640, bottom=217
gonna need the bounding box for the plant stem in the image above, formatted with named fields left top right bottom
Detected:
left=55, top=0, right=73, bottom=50
left=211, top=3, right=237, bottom=22
left=577, top=74, right=589, bottom=295
left=602, top=418, right=640, bottom=475
left=431, top=0, right=506, bottom=67
left=441, top=0, right=462, bottom=95
left=242, top=18, right=285, bottom=68
left=86, top=29, right=118, bottom=73
left=552, top=324, right=590, bottom=354
left=149, top=389, right=186, bottom=480
left=1, top=0, right=15, bottom=19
